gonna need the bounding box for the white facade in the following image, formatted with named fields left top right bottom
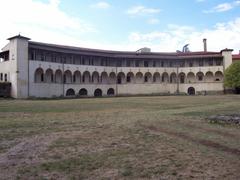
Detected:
left=0, top=35, right=233, bottom=98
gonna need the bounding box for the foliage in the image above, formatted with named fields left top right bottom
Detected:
left=224, top=61, right=240, bottom=88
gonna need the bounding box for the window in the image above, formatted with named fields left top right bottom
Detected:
left=4, top=74, right=7, bottom=82
left=127, top=76, right=131, bottom=82
left=135, top=61, right=139, bottom=67
left=161, top=61, right=164, bottom=67
left=144, top=76, right=148, bottom=82
left=41, top=53, right=45, bottom=61
left=169, top=62, right=173, bottom=67
left=0, top=73, right=2, bottom=81
left=189, top=61, right=193, bottom=67
left=198, top=75, right=203, bottom=81
left=153, top=61, right=156, bottom=67
left=208, top=59, right=213, bottom=66
left=144, top=61, right=148, bottom=67
left=126, top=60, right=131, bottom=67
left=216, top=59, right=222, bottom=66
left=117, top=60, right=122, bottom=67
left=199, top=60, right=203, bottom=66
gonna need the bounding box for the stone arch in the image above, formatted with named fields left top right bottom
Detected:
left=179, top=72, right=186, bottom=84
left=188, top=87, right=195, bottom=95
left=45, top=68, right=54, bottom=83
left=162, top=72, right=169, bottom=83
left=109, top=72, right=117, bottom=84
left=34, top=68, right=44, bottom=83
left=117, top=72, right=125, bottom=84
left=55, top=69, right=63, bottom=83
left=144, top=72, right=152, bottom=83
left=187, top=72, right=195, bottom=83
left=101, top=72, right=108, bottom=84
left=196, top=72, right=204, bottom=82
left=126, top=72, right=134, bottom=83
left=107, top=88, right=115, bottom=96
left=170, top=73, right=177, bottom=83
left=73, top=71, right=81, bottom=83
left=135, top=72, right=143, bottom=83
left=205, top=71, right=214, bottom=82
left=92, top=71, right=100, bottom=84
left=94, top=88, right=102, bottom=97
left=82, top=71, right=91, bottom=84
left=64, top=70, right=72, bottom=84
left=215, top=71, right=224, bottom=82
left=153, top=72, right=161, bottom=83
left=79, top=88, right=88, bottom=96
left=66, top=88, right=75, bottom=96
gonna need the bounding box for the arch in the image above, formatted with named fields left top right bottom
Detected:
left=135, top=72, right=143, bottom=83
left=205, top=71, right=214, bottom=82
left=179, top=72, right=186, bottom=84
left=187, top=72, right=195, bottom=83
left=92, top=71, right=100, bottom=84
left=196, top=72, right=204, bottom=82
left=55, top=69, right=63, bottom=83
left=82, top=71, right=91, bottom=84
left=188, top=87, right=195, bottom=95
left=79, top=88, right=88, bottom=96
left=94, top=88, right=102, bottom=97
left=170, top=73, right=177, bottom=83
left=126, top=72, right=134, bottom=83
left=153, top=72, right=161, bottom=83
left=34, top=68, right=44, bottom=83
left=64, top=70, right=72, bottom=84
left=73, top=71, right=81, bottom=83
left=215, top=71, right=224, bottom=82
left=162, top=72, right=169, bottom=83
left=101, top=72, right=108, bottom=84
left=144, top=72, right=152, bottom=83
left=66, top=88, right=75, bottom=96
left=45, top=69, right=54, bottom=83
left=107, top=88, right=115, bottom=96
left=117, top=72, right=125, bottom=84
left=109, top=72, right=117, bottom=84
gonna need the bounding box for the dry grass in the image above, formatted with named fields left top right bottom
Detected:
left=0, top=95, right=240, bottom=179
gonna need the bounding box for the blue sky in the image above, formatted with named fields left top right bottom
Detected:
left=0, top=0, right=240, bottom=53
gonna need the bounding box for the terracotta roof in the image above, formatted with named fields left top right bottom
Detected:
left=29, top=41, right=222, bottom=60
left=233, top=54, right=240, bottom=60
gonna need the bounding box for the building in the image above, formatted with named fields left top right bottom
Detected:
left=0, top=35, right=234, bottom=98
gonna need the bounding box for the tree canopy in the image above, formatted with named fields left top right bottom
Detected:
left=224, top=61, right=240, bottom=89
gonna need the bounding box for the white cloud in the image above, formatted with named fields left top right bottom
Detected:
left=204, top=1, right=240, bottom=13
left=0, top=0, right=96, bottom=49
left=127, top=6, right=161, bottom=16
left=90, top=2, right=110, bottom=9
left=127, top=18, right=240, bottom=53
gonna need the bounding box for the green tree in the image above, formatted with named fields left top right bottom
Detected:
left=224, top=61, right=240, bottom=92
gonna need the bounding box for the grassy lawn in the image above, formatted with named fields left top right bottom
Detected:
left=0, top=95, right=240, bottom=179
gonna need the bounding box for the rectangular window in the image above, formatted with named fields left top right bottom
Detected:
left=208, top=59, right=213, bottom=66
left=117, top=60, right=122, bottom=67
left=199, top=60, right=203, bottom=66
left=4, top=74, right=7, bottom=82
left=135, top=61, right=139, bottom=67
left=161, top=62, right=164, bottom=67
left=189, top=61, right=193, bottom=67
left=126, top=60, right=131, bottom=67
left=216, top=59, right=222, bottom=66
left=144, top=61, right=149, bottom=67
left=153, top=61, right=156, bottom=67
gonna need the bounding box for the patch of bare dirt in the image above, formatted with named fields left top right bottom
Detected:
left=0, top=134, right=58, bottom=179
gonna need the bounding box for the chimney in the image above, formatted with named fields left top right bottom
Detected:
left=203, top=38, right=207, bottom=52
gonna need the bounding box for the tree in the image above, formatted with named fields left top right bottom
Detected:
left=224, top=61, right=240, bottom=93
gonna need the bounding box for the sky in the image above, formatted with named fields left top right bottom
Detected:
left=0, top=0, right=240, bottom=53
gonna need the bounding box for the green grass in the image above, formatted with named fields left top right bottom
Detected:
left=0, top=95, right=240, bottom=179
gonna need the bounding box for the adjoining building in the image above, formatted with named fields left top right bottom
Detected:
left=0, top=35, right=234, bottom=98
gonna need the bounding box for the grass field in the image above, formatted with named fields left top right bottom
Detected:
left=0, top=95, right=240, bottom=179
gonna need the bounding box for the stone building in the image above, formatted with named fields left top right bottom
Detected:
left=0, top=35, right=233, bottom=98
